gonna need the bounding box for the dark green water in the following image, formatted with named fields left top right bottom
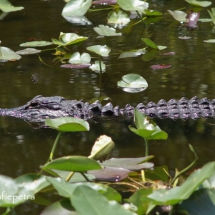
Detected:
left=1, top=1, right=215, bottom=212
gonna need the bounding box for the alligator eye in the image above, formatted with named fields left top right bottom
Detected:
left=29, top=102, right=39, bottom=108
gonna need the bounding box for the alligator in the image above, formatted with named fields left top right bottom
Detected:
left=0, top=95, right=215, bottom=123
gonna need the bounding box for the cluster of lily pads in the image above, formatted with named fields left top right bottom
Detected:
left=2, top=0, right=215, bottom=214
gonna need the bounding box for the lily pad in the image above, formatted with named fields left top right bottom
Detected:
left=0, top=0, right=24, bottom=12
left=107, top=10, right=130, bottom=28
left=117, top=0, right=149, bottom=13
left=45, top=117, right=89, bottom=132
left=119, top=49, right=145, bottom=58
left=117, top=73, right=148, bottom=89
left=62, top=0, right=92, bottom=17
left=0, top=46, right=21, bottom=61
left=16, top=48, right=41, bottom=55
left=185, top=0, right=212, bottom=7
left=68, top=52, right=91, bottom=64
left=167, top=10, right=187, bottom=22
left=20, top=41, right=53, bottom=47
left=204, top=39, right=215, bottom=43
left=94, top=25, right=122, bottom=36
left=62, top=15, right=92, bottom=25
left=89, top=61, right=106, bottom=73
left=87, top=45, right=111, bottom=57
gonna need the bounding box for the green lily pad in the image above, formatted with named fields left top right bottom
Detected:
left=16, top=48, right=41, bottom=55
left=68, top=52, right=91, bottom=64
left=62, top=0, right=92, bottom=17
left=20, top=41, right=53, bottom=47
left=185, top=0, right=212, bottom=7
left=45, top=117, right=89, bottom=132
left=107, top=10, right=130, bottom=27
left=119, top=49, right=145, bottom=58
left=117, top=0, right=149, bottom=13
left=117, top=73, right=148, bottom=89
left=87, top=45, right=111, bottom=57
left=42, top=156, right=102, bottom=172
left=94, top=25, right=122, bottom=36
left=89, top=60, right=106, bottom=73
left=52, top=32, right=88, bottom=46
left=204, top=39, right=215, bottom=43
left=0, top=0, right=24, bottom=12
left=0, top=46, right=21, bottom=61
left=167, top=10, right=187, bottom=22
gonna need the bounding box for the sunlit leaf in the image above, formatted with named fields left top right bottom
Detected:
left=167, top=10, right=187, bottom=22
left=204, top=39, right=215, bottom=43
left=119, top=49, right=145, bottom=58
left=45, top=117, right=89, bottom=132
left=117, top=74, right=148, bottom=89
left=42, top=156, right=102, bottom=172
left=0, top=0, right=24, bottom=12
left=62, top=15, right=92, bottom=25
left=87, top=45, right=111, bottom=57
left=20, top=41, right=53, bottom=47
left=52, top=32, right=88, bottom=46
left=89, top=60, right=106, bottom=73
left=16, top=48, right=41, bottom=55
left=71, top=186, right=136, bottom=215
left=157, top=45, right=167, bottom=50
left=89, top=135, right=115, bottom=160
left=62, top=0, right=92, bottom=17
left=68, top=52, right=91, bottom=64
left=94, top=25, right=122, bottom=36
left=117, top=0, right=149, bottom=13
left=0, top=46, right=21, bottom=61
left=129, top=109, right=168, bottom=140
left=185, top=0, right=212, bottom=7
left=147, top=162, right=215, bottom=205
left=107, top=10, right=130, bottom=28
left=101, top=156, right=154, bottom=170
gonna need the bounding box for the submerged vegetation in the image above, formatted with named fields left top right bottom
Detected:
left=1, top=0, right=215, bottom=214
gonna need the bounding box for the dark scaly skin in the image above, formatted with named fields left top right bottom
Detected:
left=0, top=95, right=215, bottom=123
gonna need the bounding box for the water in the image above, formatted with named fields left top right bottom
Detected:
left=0, top=0, right=215, bottom=212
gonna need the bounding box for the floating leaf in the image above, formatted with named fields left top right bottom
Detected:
left=42, top=156, right=102, bottom=172
left=0, top=46, right=21, bottom=61
left=87, top=45, right=111, bottom=57
left=89, top=60, right=106, bottom=73
left=52, top=32, right=88, bottom=47
left=0, top=0, right=24, bottom=12
left=167, top=10, right=187, bottom=22
left=157, top=45, right=167, bottom=50
left=119, top=49, right=145, bottom=58
left=68, top=52, right=91, bottom=64
left=94, top=25, right=122, bottom=36
left=107, top=10, right=130, bottom=28
left=62, top=0, right=92, bottom=17
left=62, top=15, right=92, bottom=25
left=16, top=48, right=41, bottom=55
left=150, top=64, right=172, bottom=70
left=178, top=36, right=191, bottom=39
left=117, top=74, right=148, bottom=89
left=20, top=41, right=53, bottom=47
left=101, top=156, right=154, bottom=170
left=45, top=117, right=89, bottom=132
left=185, top=0, right=212, bottom=7
left=117, top=0, right=149, bottom=13
left=89, top=135, right=115, bottom=160
left=204, top=39, right=215, bottom=43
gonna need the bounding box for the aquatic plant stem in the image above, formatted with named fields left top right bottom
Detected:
left=49, top=131, right=62, bottom=161
left=98, top=55, right=102, bottom=97
left=144, top=138, right=148, bottom=156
